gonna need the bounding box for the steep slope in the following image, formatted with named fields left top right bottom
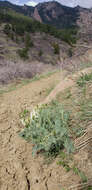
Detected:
left=0, top=21, right=70, bottom=84
left=76, top=6, right=92, bottom=43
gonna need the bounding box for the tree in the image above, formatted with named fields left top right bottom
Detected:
left=25, top=33, right=33, bottom=50
left=68, top=48, right=73, bottom=57
left=38, top=49, right=43, bottom=57
left=4, top=23, right=11, bottom=35
left=18, top=48, right=28, bottom=60
left=52, top=43, right=60, bottom=54
left=10, top=32, right=14, bottom=41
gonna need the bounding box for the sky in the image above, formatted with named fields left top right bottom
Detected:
left=1, top=0, right=92, bottom=8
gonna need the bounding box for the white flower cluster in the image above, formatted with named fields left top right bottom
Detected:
left=30, top=107, right=39, bottom=120
left=30, top=103, right=47, bottom=121
left=21, top=104, right=47, bottom=127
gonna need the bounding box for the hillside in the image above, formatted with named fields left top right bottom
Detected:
left=0, top=10, right=92, bottom=84
left=0, top=3, right=92, bottom=84
left=0, top=9, right=78, bottom=84
left=0, top=22, right=70, bottom=84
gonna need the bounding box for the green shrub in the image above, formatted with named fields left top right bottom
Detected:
left=52, top=43, right=60, bottom=54
left=87, top=187, right=92, bottom=190
left=38, top=49, right=43, bottom=57
left=4, top=23, right=11, bottom=35
left=21, top=36, right=25, bottom=42
left=68, top=48, right=73, bottom=57
left=15, top=35, right=19, bottom=43
left=25, top=33, right=34, bottom=49
left=20, top=102, right=74, bottom=156
left=10, top=32, right=14, bottom=40
left=18, top=48, right=28, bottom=59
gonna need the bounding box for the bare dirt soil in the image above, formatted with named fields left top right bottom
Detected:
left=0, top=68, right=92, bottom=190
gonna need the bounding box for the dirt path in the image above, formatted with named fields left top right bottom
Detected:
left=0, top=68, right=92, bottom=190
left=43, top=67, right=92, bottom=104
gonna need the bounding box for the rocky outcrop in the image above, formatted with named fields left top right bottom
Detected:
left=36, top=1, right=79, bottom=29
left=33, top=7, right=42, bottom=23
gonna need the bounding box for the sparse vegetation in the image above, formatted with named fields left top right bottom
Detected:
left=72, top=166, right=87, bottom=183
left=17, top=33, right=34, bottom=59
left=57, top=152, right=71, bottom=172
left=79, top=98, right=92, bottom=128
left=77, top=73, right=92, bottom=87
left=57, top=151, right=72, bottom=173
left=65, top=89, right=72, bottom=99
left=57, top=160, right=71, bottom=172
left=57, top=151, right=87, bottom=183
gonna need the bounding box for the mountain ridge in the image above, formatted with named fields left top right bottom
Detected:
left=0, top=0, right=92, bottom=29
left=0, top=0, right=91, bottom=9
left=0, top=0, right=92, bottom=44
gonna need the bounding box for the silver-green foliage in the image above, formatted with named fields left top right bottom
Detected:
left=20, top=102, right=74, bottom=156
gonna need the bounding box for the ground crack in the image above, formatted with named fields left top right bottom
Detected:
left=44, top=171, right=52, bottom=190
left=9, top=134, right=12, bottom=143
left=1, top=126, right=11, bottom=133
left=45, top=179, right=48, bottom=190
left=26, top=174, right=31, bottom=190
